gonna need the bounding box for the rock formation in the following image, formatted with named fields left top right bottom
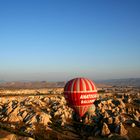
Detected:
left=115, top=123, right=128, bottom=136
left=101, top=122, right=111, bottom=136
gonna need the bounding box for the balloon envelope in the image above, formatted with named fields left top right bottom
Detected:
left=64, top=77, right=98, bottom=117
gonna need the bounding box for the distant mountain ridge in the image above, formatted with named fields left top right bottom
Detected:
left=0, top=80, right=5, bottom=83
left=0, top=81, right=65, bottom=89
left=96, top=78, right=140, bottom=87
left=0, top=78, right=140, bottom=89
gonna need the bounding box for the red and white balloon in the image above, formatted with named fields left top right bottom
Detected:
left=64, top=77, right=98, bottom=117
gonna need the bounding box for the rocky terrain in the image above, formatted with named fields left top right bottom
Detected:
left=0, top=88, right=63, bottom=96
left=0, top=87, right=140, bottom=140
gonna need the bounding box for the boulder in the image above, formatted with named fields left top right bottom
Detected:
left=131, top=123, right=135, bottom=127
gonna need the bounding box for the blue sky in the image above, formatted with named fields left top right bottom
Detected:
left=0, top=0, right=140, bottom=81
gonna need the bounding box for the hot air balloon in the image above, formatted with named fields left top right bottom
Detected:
left=64, top=77, right=98, bottom=117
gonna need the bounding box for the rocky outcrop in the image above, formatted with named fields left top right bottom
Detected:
left=101, top=122, right=111, bottom=136
left=115, top=123, right=128, bottom=136
left=0, top=88, right=63, bottom=96
left=114, top=116, right=120, bottom=125
left=108, top=117, right=113, bottom=124
left=0, top=95, right=73, bottom=138
left=0, top=90, right=139, bottom=139
left=0, top=129, right=34, bottom=140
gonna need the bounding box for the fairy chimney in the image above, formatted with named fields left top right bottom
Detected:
left=101, top=122, right=111, bottom=136
left=108, top=117, right=113, bottom=124
left=115, top=123, right=128, bottom=136
left=114, top=116, right=120, bottom=124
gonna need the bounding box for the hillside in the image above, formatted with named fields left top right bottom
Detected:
left=98, top=78, right=140, bottom=87
left=0, top=81, right=65, bottom=89
left=0, top=78, right=140, bottom=89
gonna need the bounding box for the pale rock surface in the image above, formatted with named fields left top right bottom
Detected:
left=101, top=108, right=105, bottom=113
left=104, top=111, right=109, bottom=118
left=114, top=116, right=120, bottom=124
left=101, top=122, right=111, bottom=136
left=108, top=117, right=113, bottom=124
left=133, top=114, right=139, bottom=121
left=135, top=110, right=140, bottom=118
left=131, top=123, right=135, bottom=127
left=115, top=123, right=128, bottom=136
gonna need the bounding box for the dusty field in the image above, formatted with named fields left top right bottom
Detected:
left=0, top=90, right=140, bottom=140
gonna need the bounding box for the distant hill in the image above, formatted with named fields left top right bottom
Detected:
left=96, top=78, right=140, bottom=87
left=0, top=80, right=5, bottom=83
left=0, top=81, right=65, bottom=89
left=0, top=78, right=140, bottom=89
